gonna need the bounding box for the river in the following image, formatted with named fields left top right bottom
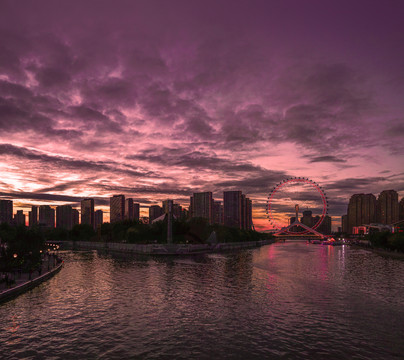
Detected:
left=1, top=241, right=404, bottom=359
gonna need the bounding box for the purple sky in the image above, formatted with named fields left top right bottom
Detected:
left=1, top=0, right=403, bottom=229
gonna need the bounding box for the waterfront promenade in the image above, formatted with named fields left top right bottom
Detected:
left=0, top=254, right=63, bottom=303
left=50, top=239, right=275, bottom=255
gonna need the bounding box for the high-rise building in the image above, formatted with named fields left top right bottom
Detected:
left=0, top=200, right=13, bottom=225
left=134, top=203, right=140, bottom=221
left=399, top=198, right=404, bottom=221
left=377, top=190, right=399, bottom=225
left=29, top=205, right=38, bottom=227
left=72, top=209, right=80, bottom=226
left=242, top=197, right=253, bottom=230
left=110, top=195, right=125, bottom=223
left=56, top=205, right=73, bottom=230
left=39, top=205, right=55, bottom=228
left=162, top=200, right=182, bottom=219
left=191, top=192, right=213, bottom=224
left=81, top=198, right=95, bottom=228
left=301, top=210, right=313, bottom=227
left=125, top=198, right=134, bottom=220
left=213, top=201, right=224, bottom=225
left=173, top=204, right=182, bottom=219
left=14, top=210, right=26, bottom=226
left=241, top=194, right=246, bottom=229
left=189, top=196, right=194, bottom=218
left=162, top=200, right=170, bottom=214
left=149, top=205, right=163, bottom=222
left=95, top=209, right=103, bottom=228
left=347, top=194, right=376, bottom=234
left=317, top=215, right=332, bottom=235
left=341, top=214, right=348, bottom=233
left=224, top=191, right=242, bottom=228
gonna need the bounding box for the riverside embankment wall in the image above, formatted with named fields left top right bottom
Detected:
left=51, top=239, right=274, bottom=254
left=0, top=262, right=63, bottom=304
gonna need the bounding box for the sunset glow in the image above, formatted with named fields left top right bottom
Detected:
left=0, top=1, right=403, bottom=230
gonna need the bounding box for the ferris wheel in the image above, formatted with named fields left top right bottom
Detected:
left=266, top=177, right=328, bottom=234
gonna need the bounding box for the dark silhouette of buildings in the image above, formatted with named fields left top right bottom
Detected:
left=110, top=195, right=125, bottom=223
left=149, top=205, right=163, bottom=222
left=341, top=214, right=348, bottom=233
left=377, top=190, right=399, bottom=224
left=301, top=210, right=313, bottom=227
left=14, top=210, right=25, bottom=226
left=343, top=190, right=401, bottom=233
left=213, top=200, right=224, bottom=225
left=347, top=193, right=376, bottom=233
left=95, top=209, right=103, bottom=228
left=0, top=200, right=13, bottom=224
left=243, top=196, right=253, bottom=230
left=56, top=205, right=73, bottom=230
left=72, top=209, right=80, bottom=226
left=400, top=198, right=404, bottom=221
left=190, top=192, right=213, bottom=224
left=81, top=198, right=95, bottom=228
left=29, top=205, right=38, bottom=227
left=316, top=215, right=331, bottom=234
left=224, top=191, right=242, bottom=228
left=289, top=211, right=331, bottom=234
left=39, top=205, right=55, bottom=228
left=125, top=198, right=134, bottom=220
left=134, top=203, right=140, bottom=221
left=223, top=191, right=253, bottom=230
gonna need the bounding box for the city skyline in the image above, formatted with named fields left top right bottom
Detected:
left=1, top=1, right=404, bottom=231
left=1, top=186, right=403, bottom=232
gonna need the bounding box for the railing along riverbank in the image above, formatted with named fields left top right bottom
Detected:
left=49, top=239, right=275, bottom=255
left=0, top=258, right=63, bottom=304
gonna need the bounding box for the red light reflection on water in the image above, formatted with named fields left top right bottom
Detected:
left=265, top=244, right=278, bottom=294
left=6, top=315, right=20, bottom=345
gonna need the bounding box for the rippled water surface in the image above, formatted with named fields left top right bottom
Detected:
left=2, top=242, right=404, bottom=359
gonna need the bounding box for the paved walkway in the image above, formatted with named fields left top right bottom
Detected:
left=0, top=255, right=60, bottom=292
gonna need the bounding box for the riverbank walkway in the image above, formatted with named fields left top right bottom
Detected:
left=0, top=254, right=63, bottom=303
left=50, top=239, right=275, bottom=255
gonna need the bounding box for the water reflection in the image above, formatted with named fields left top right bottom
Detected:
left=1, top=242, right=404, bottom=359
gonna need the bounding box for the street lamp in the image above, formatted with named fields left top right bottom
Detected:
left=12, top=254, right=17, bottom=281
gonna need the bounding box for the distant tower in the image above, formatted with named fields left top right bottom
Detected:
left=134, top=203, right=140, bottom=221
left=72, top=209, right=80, bottom=226
left=39, top=205, right=55, bottom=228
left=125, top=198, right=134, bottom=220
left=29, top=205, right=38, bottom=227
left=166, top=200, right=173, bottom=244
left=192, top=192, right=213, bottom=224
left=56, top=205, right=73, bottom=229
left=81, top=198, right=95, bottom=228
left=347, top=194, right=376, bottom=233
left=110, top=195, right=125, bottom=223
left=341, top=214, right=348, bottom=233
left=213, top=201, right=224, bottom=225
left=399, top=198, right=404, bottom=221
left=377, top=190, right=399, bottom=224
left=14, top=210, right=26, bottom=226
left=301, top=210, right=313, bottom=227
left=149, top=205, right=163, bottom=222
left=0, top=200, right=13, bottom=225
left=95, top=209, right=103, bottom=228
left=224, top=191, right=242, bottom=228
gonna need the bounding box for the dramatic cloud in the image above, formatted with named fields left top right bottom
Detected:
left=0, top=0, right=403, bottom=229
